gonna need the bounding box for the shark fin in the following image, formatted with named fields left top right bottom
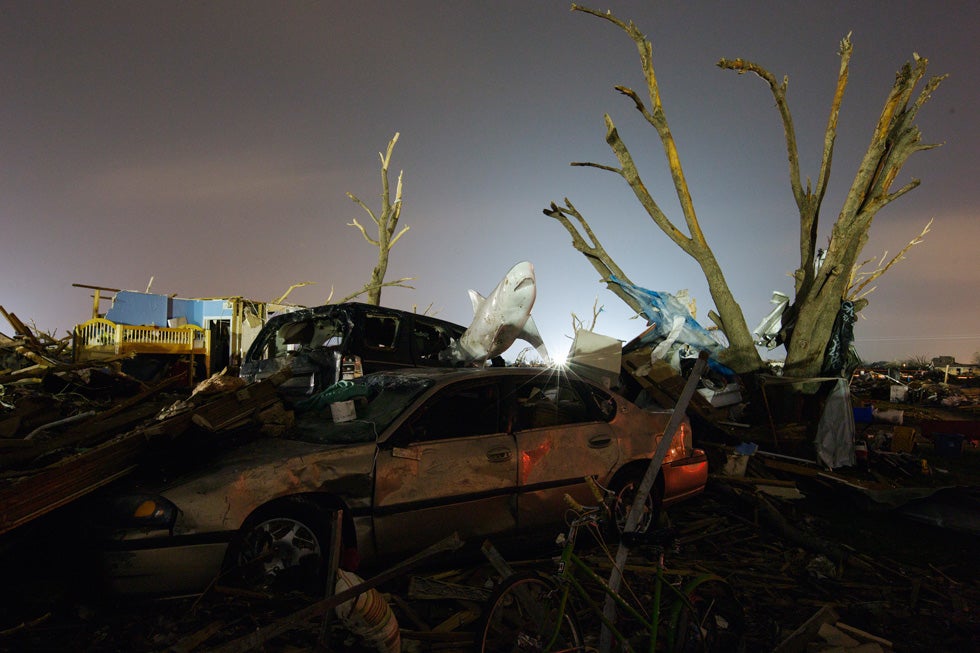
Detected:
left=468, top=290, right=485, bottom=315
left=520, top=315, right=549, bottom=362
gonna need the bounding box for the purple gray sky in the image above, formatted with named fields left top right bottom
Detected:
left=2, top=1, right=977, bottom=364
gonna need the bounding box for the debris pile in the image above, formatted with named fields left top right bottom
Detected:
left=2, top=300, right=978, bottom=652
left=2, top=306, right=295, bottom=535
left=2, top=478, right=976, bottom=652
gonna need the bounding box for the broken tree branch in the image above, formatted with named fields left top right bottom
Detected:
left=346, top=132, right=410, bottom=305
left=846, top=218, right=932, bottom=300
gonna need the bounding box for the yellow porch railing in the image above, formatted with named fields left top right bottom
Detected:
left=73, top=318, right=211, bottom=377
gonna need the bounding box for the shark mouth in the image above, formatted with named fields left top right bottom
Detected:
left=514, top=277, right=534, bottom=292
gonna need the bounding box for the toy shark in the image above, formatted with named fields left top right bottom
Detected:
left=442, top=261, right=549, bottom=365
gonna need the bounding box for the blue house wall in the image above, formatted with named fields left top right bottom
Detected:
left=169, top=298, right=200, bottom=326
left=105, top=291, right=169, bottom=327
left=106, top=292, right=233, bottom=328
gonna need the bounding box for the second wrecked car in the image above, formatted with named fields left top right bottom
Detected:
left=239, top=302, right=488, bottom=398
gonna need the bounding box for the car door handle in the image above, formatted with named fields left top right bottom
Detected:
left=588, top=434, right=612, bottom=449
left=487, top=447, right=512, bottom=463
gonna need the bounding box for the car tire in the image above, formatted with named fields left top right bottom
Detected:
left=609, top=468, right=663, bottom=536
left=226, top=498, right=336, bottom=594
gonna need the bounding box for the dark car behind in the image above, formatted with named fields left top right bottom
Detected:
left=239, top=302, right=479, bottom=399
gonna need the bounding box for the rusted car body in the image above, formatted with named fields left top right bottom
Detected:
left=97, top=366, right=707, bottom=596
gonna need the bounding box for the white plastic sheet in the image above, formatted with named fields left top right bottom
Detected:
left=815, top=378, right=856, bottom=469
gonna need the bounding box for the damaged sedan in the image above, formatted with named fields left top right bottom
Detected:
left=91, top=366, right=707, bottom=596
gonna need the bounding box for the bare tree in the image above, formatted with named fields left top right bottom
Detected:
left=344, top=133, right=414, bottom=305
left=901, top=354, right=932, bottom=369
left=546, top=4, right=944, bottom=378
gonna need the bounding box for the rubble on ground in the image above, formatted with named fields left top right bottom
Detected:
left=2, top=479, right=976, bottom=651
left=1, top=308, right=295, bottom=535
left=2, top=305, right=978, bottom=652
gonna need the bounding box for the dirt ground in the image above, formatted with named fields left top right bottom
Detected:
left=1, top=461, right=977, bottom=653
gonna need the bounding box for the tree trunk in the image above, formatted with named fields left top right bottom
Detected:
left=550, top=7, right=943, bottom=382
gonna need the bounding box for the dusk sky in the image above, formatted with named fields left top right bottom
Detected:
left=2, top=1, right=977, bottom=365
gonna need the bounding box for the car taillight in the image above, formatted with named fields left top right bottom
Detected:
left=670, top=421, right=693, bottom=458
left=341, top=355, right=363, bottom=380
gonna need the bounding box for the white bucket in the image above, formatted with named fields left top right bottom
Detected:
left=335, top=569, right=401, bottom=653
left=330, top=400, right=356, bottom=423
left=889, top=385, right=909, bottom=402
left=723, top=452, right=749, bottom=477
left=873, top=407, right=904, bottom=425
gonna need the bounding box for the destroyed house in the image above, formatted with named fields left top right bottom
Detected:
left=936, top=361, right=978, bottom=378
left=73, top=289, right=273, bottom=381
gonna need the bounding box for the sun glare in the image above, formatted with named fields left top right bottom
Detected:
left=551, top=348, right=568, bottom=367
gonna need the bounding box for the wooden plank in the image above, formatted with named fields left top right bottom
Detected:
left=773, top=604, right=840, bottom=653
left=762, top=457, right=821, bottom=477
left=408, top=575, right=491, bottom=602
left=0, top=372, right=288, bottom=535
left=0, top=430, right=145, bottom=534
left=0, top=376, right=200, bottom=533
left=835, top=621, right=894, bottom=649
left=190, top=381, right=280, bottom=431
left=0, top=306, right=41, bottom=349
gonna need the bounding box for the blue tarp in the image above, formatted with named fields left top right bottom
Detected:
left=609, top=275, right=734, bottom=377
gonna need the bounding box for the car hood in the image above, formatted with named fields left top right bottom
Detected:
left=159, top=436, right=377, bottom=533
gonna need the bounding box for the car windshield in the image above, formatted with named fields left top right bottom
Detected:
left=288, top=373, right=434, bottom=444
left=274, top=315, right=347, bottom=357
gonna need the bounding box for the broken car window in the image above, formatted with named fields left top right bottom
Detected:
left=512, top=377, right=593, bottom=429
left=580, top=383, right=617, bottom=422
left=248, top=314, right=349, bottom=361
left=412, top=319, right=454, bottom=362
left=399, top=380, right=502, bottom=442
left=363, top=314, right=399, bottom=350
left=289, top=374, right=433, bottom=444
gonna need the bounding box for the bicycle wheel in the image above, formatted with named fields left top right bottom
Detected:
left=670, top=578, right=744, bottom=653
left=479, top=571, right=583, bottom=653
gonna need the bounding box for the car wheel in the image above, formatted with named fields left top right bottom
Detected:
left=228, top=499, right=334, bottom=594
left=610, top=470, right=662, bottom=535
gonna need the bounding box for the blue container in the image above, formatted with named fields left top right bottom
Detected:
left=933, top=433, right=964, bottom=457
left=853, top=406, right=874, bottom=423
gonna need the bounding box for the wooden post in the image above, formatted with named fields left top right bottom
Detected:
left=760, top=378, right=780, bottom=450
left=316, top=510, right=344, bottom=650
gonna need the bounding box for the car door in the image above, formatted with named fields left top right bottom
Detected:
left=372, top=377, right=517, bottom=555
left=510, top=374, right=620, bottom=530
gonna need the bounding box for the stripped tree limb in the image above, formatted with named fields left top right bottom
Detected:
left=546, top=5, right=762, bottom=373
left=336, top=278, right=416, bottom=305
left=570, top=297, right=604, bottom=335
left=546, top=4, right=944, bottom=378
left=346, top=132, right=411, bottom=305
left=846, top=218, right=932, bottom=301
left=721, top=42, right=945, bottom=376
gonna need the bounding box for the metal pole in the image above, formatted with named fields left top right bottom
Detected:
left=599, top=351, right=708, bottom=653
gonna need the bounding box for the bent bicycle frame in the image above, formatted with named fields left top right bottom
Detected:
left=543, top=515, right=727, bottom=653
